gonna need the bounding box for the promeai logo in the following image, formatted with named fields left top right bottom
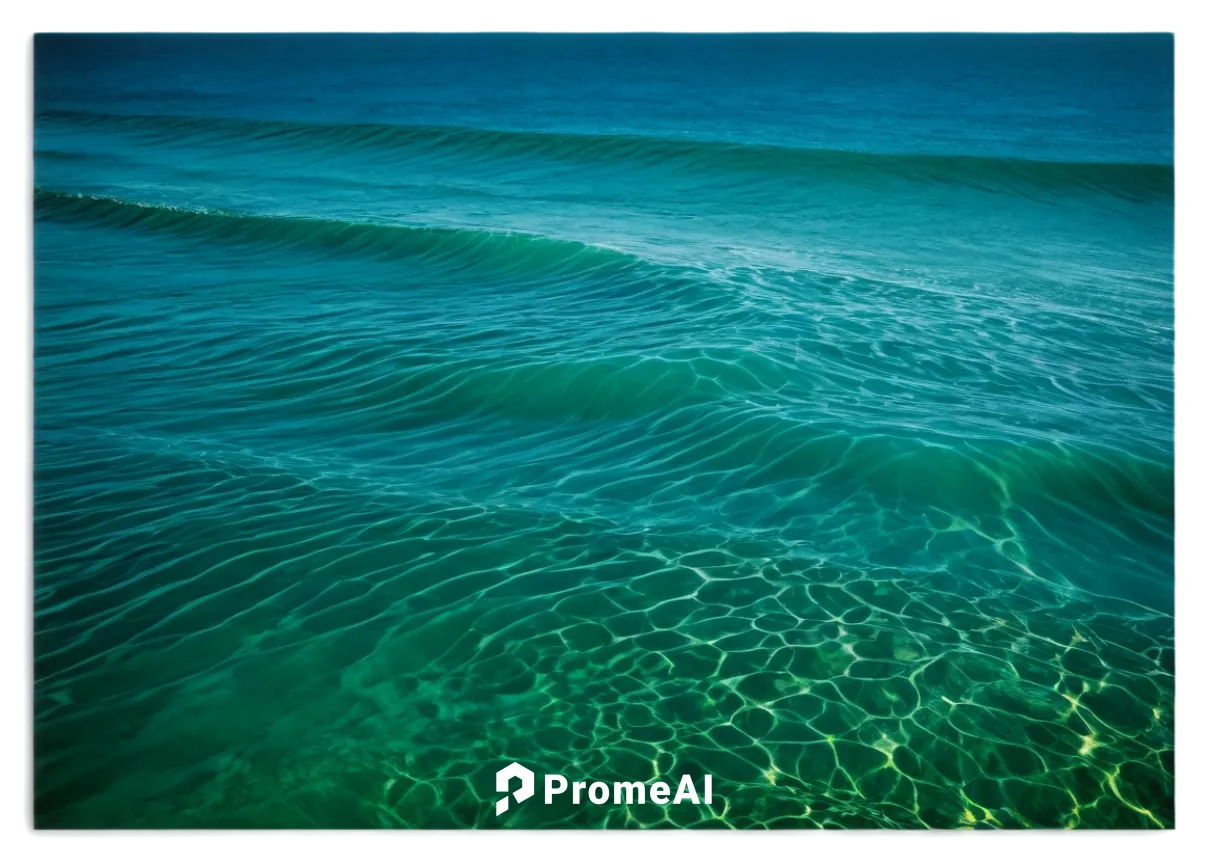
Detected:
left=493, top=762, right=713, bottom=816
left=495, top=762, right=535, bottom=815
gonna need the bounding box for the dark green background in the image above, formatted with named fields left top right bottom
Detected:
left=2, top=3, right=1208, bottom=860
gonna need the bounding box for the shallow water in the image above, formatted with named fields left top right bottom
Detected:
left=34, top=34, right=1173, bottom=828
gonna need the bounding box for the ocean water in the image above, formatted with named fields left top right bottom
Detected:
left=33, top=34, right=1174, bottom=829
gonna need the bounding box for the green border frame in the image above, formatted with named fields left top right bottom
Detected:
left=4, top=3, right=1203, bottom=860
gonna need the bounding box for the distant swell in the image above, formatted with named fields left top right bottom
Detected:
left=38, top=109, right=1174, bottom=203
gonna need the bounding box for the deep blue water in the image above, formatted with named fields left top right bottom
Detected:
left=34, top=34, right=1174, bottom=829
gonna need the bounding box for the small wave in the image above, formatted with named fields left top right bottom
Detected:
left=33, top=187, right=652, bottom=280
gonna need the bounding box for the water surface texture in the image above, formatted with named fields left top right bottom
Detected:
left=34, top=34, right=1174, bottom=829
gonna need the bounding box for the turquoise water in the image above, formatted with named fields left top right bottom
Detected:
left=34, top=34, right=1173, bottom=828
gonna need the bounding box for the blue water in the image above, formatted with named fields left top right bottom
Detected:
left=34, top=34, right=1174, bottom=829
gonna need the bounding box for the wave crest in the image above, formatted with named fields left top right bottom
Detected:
left=34, top=187, right=650, bottom=280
